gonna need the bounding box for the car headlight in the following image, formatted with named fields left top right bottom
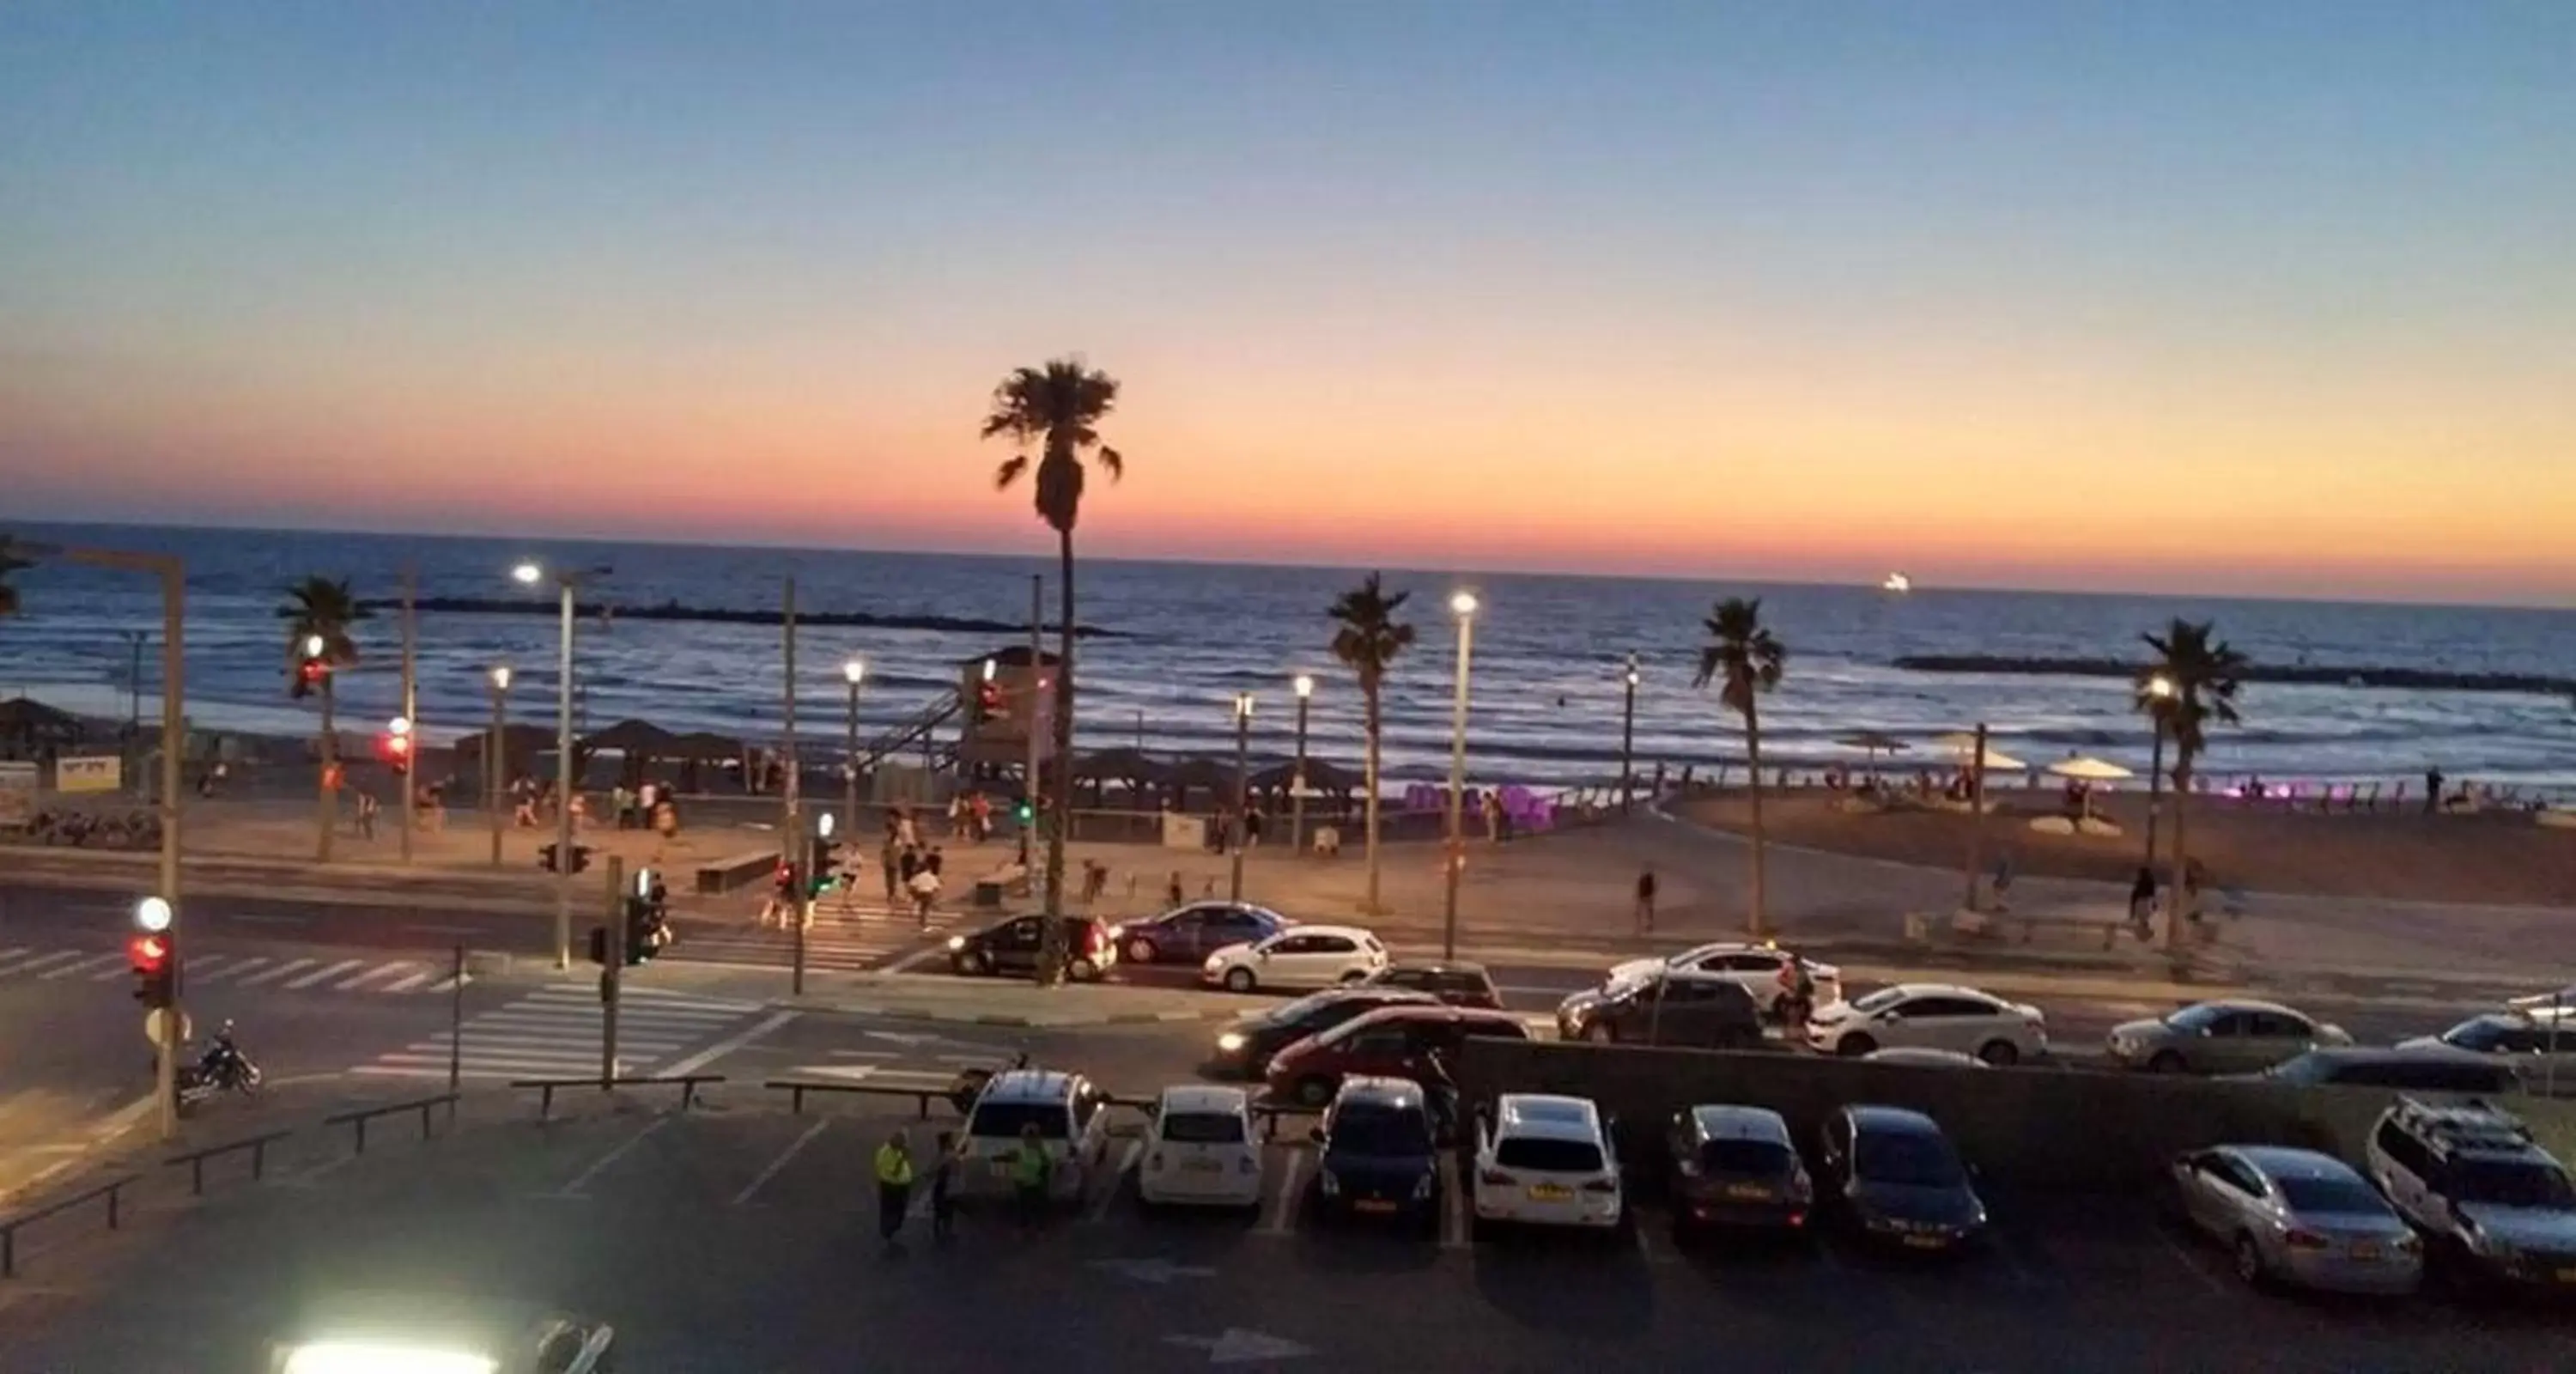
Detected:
left=1320, top=1170, right=1341, bottom=1197
left=946, top=936, right=966, bottom=951
left=1412, top=1172, right=1434, bottom=1201
left=1216, top=1031, right=1247, bottom=1053
left=1204, top=955, right=1224, bottom=972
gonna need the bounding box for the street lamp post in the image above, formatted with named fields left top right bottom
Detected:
left=1230, top=693, right=1255, bottom=902
left=1442, top=592, right=1479, bottom=959
left=398, top=563, right=417, bottom=865
left=2143, top=674, right=2174, bottom=869
left=1290, top=674, right=1313, bottom=856
left=1619, top=654, right=1639, bottom=815
left=488, top=666, right=512, bottom=867
left=514, top=560, right=608, bottom=970
left=842, top=657, right=866, bottom=844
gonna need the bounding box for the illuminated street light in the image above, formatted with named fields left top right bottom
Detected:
left=1293, top=673, right=1314, bottom=699
left=1449, top=591, right=1479, bottom=618
left=301, top=633, right=325, bottom=659
left=490, top=665, right=513, bottom=692
left=134, top=895, right=173, bottom=933
left=1230, top=692, right=1255, bottom=901
left=843, top=658, right=866, bottom=685
left=1443, top=592, right=1480, bottom=956
left=511, top=562, right=543, bottom=587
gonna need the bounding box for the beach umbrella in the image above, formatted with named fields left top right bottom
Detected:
left=1835, top=729, right=1910, bottom=776
left=2045, top=755, right=2135, bottom=781
left=1934, top=732, right=2026, bottom=772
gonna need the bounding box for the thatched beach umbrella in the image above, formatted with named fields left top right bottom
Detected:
left=1165, top=757, right=1233, bottom=809
left=2047, top=753, right=2135, bottom=822
left=0, top=697, right=86, bottom=754
left=1933, top=732, right=2026, bottom=772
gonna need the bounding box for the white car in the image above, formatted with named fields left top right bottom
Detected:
left=1607, top=942, right=1842, bottom=1016
left=1137, top=1084, right=1264, bottom=1209
left=1202, top=926, right=1389, bottom=994
left=1471, top=1093, right=1623, bottom=1235
left=1806, top=983, right=2047, bottom=1065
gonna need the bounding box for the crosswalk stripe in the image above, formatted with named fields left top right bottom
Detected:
left=237, top=958, right=310, bottom=987
left=189, top=953, right=230, bottom=975
left=5, top=951, right=90, bottom=977
left=0, top=947, right=29, bottom=968
left=205, top=956, right=271, bottom=983
left=287, top=959, right=364, bottom=989
left=90, top=960, right=133, bottom=982
left=41, top=952, right=125, bottom=980
left=333, top=962, right=419, bottom=991
left=382, top=970, right=434, bottom=993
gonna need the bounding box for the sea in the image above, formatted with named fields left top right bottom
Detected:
left=3, top=523, right=2573, bottom=793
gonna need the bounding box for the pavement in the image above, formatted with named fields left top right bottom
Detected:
left=4, top=1094, right=2571, bottom=1372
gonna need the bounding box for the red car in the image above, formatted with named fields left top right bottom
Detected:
left=1264, top=1004, right=1532, bottom=1108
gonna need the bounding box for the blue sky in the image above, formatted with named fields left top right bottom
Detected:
left=3, top=3, right=2571, bottom=600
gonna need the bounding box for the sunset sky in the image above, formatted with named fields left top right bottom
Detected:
left=3, top=3, right=2571, bottom=604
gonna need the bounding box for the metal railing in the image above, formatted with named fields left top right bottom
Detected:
left=0, top=1174, right=138, bottom=1279
left=323, top=1093, right=457, bottom=1154
left=513, top=1074, right=725, bottom=1120
left=167, top=1128, right=294, bottom=1195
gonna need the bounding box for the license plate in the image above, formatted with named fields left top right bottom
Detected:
left=1722, top=1183, right=1771, bottom=1201
left=2350, top=1242, right=2381, bottom=1261
left=1182, top=1158, right=1223, bottom=1173
left=1900, top=1235, right=1947, bottom=1250
left=1528, top=1184, right=1573, bottom=1201
left=1352, top=1200, right=1397, bottom=1213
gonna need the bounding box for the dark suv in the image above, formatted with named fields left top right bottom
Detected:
left=1362, top=960, right=1504, bottom=1009
left=947, top=914, right=1115, bottom=981
left=1557, top=971, right=1765, bottom=1049
left=1312, top=1076, right=1443, bottom=1231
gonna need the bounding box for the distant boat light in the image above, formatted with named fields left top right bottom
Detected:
left=1881, top=572, right=1912, bottom=594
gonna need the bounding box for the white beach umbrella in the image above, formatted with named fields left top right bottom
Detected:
left=1933, top=732, right=2026, bottom=772
left=2046, top=754, right=2135, bottom=781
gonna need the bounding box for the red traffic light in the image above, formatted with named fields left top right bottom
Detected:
left=128, top=933, right=170, bottom=970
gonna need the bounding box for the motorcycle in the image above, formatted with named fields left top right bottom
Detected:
left=174, top=1020, right=263, bottom=1115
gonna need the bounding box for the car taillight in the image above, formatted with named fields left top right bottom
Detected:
left=1787, top=1210, right=1807, bottom=1227
left=2284, top=1228, right=2330, bottom=1250
left=1479, top=1169, right=1513, bottom=1187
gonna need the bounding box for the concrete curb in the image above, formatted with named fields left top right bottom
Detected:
left=770, top=997, right=1242, bottom=1029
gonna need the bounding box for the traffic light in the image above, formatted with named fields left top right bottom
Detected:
left=539, top=842, right=592, bottom=874
left=623, top=866, right=666, bottom=965
left=377, top=732, right=413, bottom=775
left=129, top=933, right=176, bottom=1007
left=290, top=636, right=331, bottom=700
left=973, top=679, right=1003, bottom=724
left=805, top=834, right=841, bottom=898
left=586, top=924, right=609, bottom=966
left=1014, top=795, right=1035, bottom=826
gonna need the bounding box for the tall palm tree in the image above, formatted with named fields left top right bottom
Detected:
left=280, top=577, right=368, bottom=862
left=2136, top=618, right=2246, bottom=950
left=1694, top=597, right=1787, bottom=936
left=0, top=537, right=29, bottom=619
left=982, top=357, right=1125, bottom=982
left=1327, top=574, right=1416, bottom=915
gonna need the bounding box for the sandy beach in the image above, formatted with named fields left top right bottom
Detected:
left=1680, top=788, right=2575, bottom=908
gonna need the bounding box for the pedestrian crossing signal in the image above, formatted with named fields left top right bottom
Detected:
left=586, top=925, right=609, bottom=966
left=128, top=933, right=175, bottom=1007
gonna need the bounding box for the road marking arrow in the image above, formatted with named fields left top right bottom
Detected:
left=1163, top=1329, right=1312, bottom=1365
left=1090, top=1256, right=1217, bottom=1286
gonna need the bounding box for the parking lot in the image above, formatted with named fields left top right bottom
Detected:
left=4, top=1096, right=2567, bottom=1373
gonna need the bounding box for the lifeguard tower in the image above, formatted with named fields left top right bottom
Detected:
left=953, top=646, right=1059, bottom=790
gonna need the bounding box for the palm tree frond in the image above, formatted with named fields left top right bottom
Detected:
left=1096, top=445, right=1123, bottom=480
left=994, top=454, right=1030, bottom=489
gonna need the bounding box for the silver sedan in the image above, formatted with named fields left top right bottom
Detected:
left=2170, top=1145, right=2422, bottom=1295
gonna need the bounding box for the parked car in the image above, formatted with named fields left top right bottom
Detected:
left=1556, top=971, right=1765, bottom=1049
left=1805, top=984, right=2046, bottom=1065
left=1666, top=1104, right=1813, bottom=1238
left=2105, top=1000, right=2351, bottom=1074
left=2366, top=1097, right=2576, bottom=1291
left=1471, top=1094, right=1624, bottom=1237
left=1310, top=1076, right=1443, bottom=1231
left=1264, top=1004, right=1531, bottom=1108
left=1205, top=987, right=1442, bottom=1079
left=1608, top=941, right=1842, bottom=1017
left=1862, top=1048, right=1988, bottom=1069
left=951, top=1069, right=1113, bottom=1202
left=947, top=915, right=1115, bottom=982
left=2247, top=1047, right=2523, bottom=1098
left=1202, top=925, right=1390, bottom=994
left=2169, top=1145, right=2422, bottom=1295
left=1816, top=1105, right=1987, bottom=1251
left=1360, top=960, right=1503, bottom=1009
left=1137, top=1084, right=1264, bottom=1210
left=1111, top=902, right=1291, bottom=965
left=2398, top=1011, right=2576, bottom=1093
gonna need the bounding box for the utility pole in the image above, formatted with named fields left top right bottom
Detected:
left=1024, top=574, right=1043, bottom=882
left=841, top=658, right=866, bottom=849
left=488, top=667, right=511, bottom=866
left=1230, top=694, right=1254, bottom=901
left=1962, top=721, right=1990, bottom=911
left=398, top=563, right=416, bottom=865
left=600, top=854, right=623, bottom=1085
left=1290, top=676, right=1313, bottom=856
left=1441, top=594, right=1479, bottom=960
left=447, top=944, right=465, bottom=1093
left=1619, top=654, right=1639, bottom=814
left=552, top=577, right=576, bottom=970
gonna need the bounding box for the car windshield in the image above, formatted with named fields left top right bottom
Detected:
left=1700, top=1139, right=1796, bottom=1176
left=967, top=1102, right=1067, bottom=1140
left=1161, top=1110, right=1247, bottom=1145
left=2439, top=1018, right=2518, bottom=1052
left=1264, top=992, right=1340, bottom=1025
left=2452, top=1158, right=2576, bottom=1210
left=1328, top=1106, right=1432, bottom=1157
left=1498, top=1138, right=1604, bottom=1173
left=2166, top=1004, right=2224, bottom=1030
left=1850, top=988, right=1909, bottom=1014
left=2275, top=1173, right=2386, bottom=1214
left=1854, top=1129, right=1965, bottom=1188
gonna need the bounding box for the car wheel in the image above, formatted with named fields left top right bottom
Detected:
left=955, top=950, right=989, bottom=976
left=1584, top=1024, right=1617, bottom=1045
left=2147, top=1050, right=2187, bottom=1073
left=1294, top=1076, right=1336, bottom=1108
left=1127, top=936, right=1158, bottom=964
left=1224, top=967, right=1257, bottom=994
left=1835, top=1033, right=1876, bottom=1059
left=1976, top=1040, right=2020, bottom=1067
left=1338, top=969, right=1369, bottom=985
left=1068, top=956, right=1099, bottom=982
left=2233, top=1233, right=2268, bottom=1288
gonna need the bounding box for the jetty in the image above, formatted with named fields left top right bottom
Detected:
left=367, top=596, right=1121, bottom=638
left=1893, top=654, right=2576, bottom=697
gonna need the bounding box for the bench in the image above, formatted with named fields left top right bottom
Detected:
left=695, top=849, right=781, bottom=896
left=1943, top=907, right=2126, bottom=951
left=972, top=862, right=1029, bottom=908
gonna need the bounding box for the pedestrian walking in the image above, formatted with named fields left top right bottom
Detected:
left=908, top=864, right=942, bottom=925
left=873, top=1129, right=914, bottom=1251
left=929, top=1130, right=957, bottom=1242
left=2425, top=767, right=2445, bottom=815
left=1633, top=866, right=1656, bottom=933
left=355, top=790, right=379, bottom=841
left=1243, top=806, right=1265, bottom=848
left=1010, top=1122, right=1052, bottom=1230
left=1166, top=871, right=1186, bottom=907
left=2127, top=866, right=2158, bottom=939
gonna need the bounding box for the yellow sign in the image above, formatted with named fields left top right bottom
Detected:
left=54, top=755, right=122, bottom=793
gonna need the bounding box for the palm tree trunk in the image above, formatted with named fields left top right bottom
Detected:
left=1744, top=699, right=1767, bottom=937
left=2164, top=756, right=2193, bottom=952
left=1360, top=686, right=1383, bottom=915
left=1039, top=528, right=1076, bottom=981
left=316, top=676, right=337, bottom=863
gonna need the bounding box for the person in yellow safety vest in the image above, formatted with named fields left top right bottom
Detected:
left=874, top=1129, right=915, bottom=1251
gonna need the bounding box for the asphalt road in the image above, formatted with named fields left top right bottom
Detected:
left=6, top=1102, right=2568, bottom=1372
